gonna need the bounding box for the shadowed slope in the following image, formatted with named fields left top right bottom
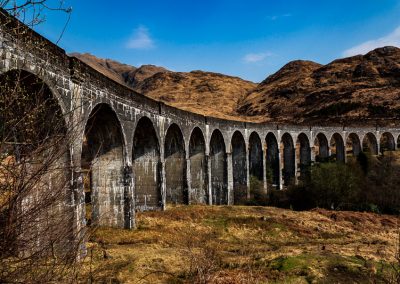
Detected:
left=238, top=46, right=400, bottom=125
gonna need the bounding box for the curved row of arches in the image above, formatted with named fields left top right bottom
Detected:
left=69, top=103, right=400, bottom=228
left=82, top=102, right=400, bottom=213
left=3, top=70, right=400, bottom=230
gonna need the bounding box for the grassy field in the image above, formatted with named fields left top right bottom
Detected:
left=83, top=205, right=399, bottom=283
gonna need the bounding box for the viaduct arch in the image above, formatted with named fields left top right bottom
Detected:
left=1, top=9, right=400, bottom=232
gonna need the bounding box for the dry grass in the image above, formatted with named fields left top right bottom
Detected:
left=81, top=205, right=399, bottom=283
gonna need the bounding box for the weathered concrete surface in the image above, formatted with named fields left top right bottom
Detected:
left=133, top=117, right=161, bottom=211
left=188, top=127, right=207, bottom=204
left=231, top=131, right=247, bottom=204
left=1, top=9, right=400, bottom=233
left=210, top=130, right=228, bottom=205
left=164, top=124, right=187, bottom=204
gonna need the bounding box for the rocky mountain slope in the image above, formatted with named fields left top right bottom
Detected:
left=71, top=53, right=256, bottom=120
left=72, top=46, right=400, bottom=125
left=237, top=46, right=400, bottom=125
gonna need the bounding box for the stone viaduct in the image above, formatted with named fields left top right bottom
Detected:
left=1, top=10, right=399, bottom=231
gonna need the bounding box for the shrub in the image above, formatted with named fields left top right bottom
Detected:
left=282, top=151, right=400, bottom=214
left=247, top=176, right=267, bottom=206
left=267, top=189, right=291, bottom=209
left=309, top=162, right=362, bottom=210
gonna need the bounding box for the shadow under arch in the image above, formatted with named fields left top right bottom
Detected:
left=330, top=133, right=345, bottom=162
left=249, top=132, right=263, bottom=182
left=188, top=127, right=207, bottom=204
left=0, top=67, right=75, bottom=256
left=314, top=133, right=329, bottom=162
left=296, top=133, right=311, bottom=180
left=362, top=132, right=378, bottom=155
left=398, top=134, right=400, bottom=149
left=164, top=123, right=187, bottom=204
left=133, top=116, right=161, bottom=211
left=380, top=132, right=395, bottom=154
left=231, top=131, right=247, bottom=204
left=81, top=103, right=126, bottom=227
left=281, top=133, right=295, bottom=186
left=266, top=132, right=279, bottom=188
left=346, top=133, right=361, bottom=157
left=1, top=68, right=69, bottom=120
left=210, top=129, right=227, bottom=205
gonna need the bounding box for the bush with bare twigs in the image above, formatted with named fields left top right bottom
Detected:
left=0, top=2, right=87, bottom=283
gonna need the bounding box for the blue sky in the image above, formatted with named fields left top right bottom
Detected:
left=33, top=0, right=400, bottom=82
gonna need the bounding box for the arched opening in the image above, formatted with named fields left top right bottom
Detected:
left=133, top=117, right=161, bottom=211
left=314, top=133, right=329, bottom=162
left=398, top=135, right=400, bottom=150
left=81, top=104, right=125, bottom=227
left=231, top=131, right=247, bottom=204
left=281, top=133, right=295, bottom=186
left=189, top=127, right=207, bottom=204
left=210, top=130, right=227, bottom=205
left=346, top=133, right=361, bottom=157
left=380, top=132, right=395, bottom=154
left=296, top=133, right=311, bottom=180
left=0, top=69, right=72, bottom=253
left=164, top=124, right=187, bottom=204
left=266, top=133, right=279, bottom=188
left=249, top=132, right=263, bottom=181
left=330, top=133, right=345, bottom=162
left=362, top=133, right=378, bottom=155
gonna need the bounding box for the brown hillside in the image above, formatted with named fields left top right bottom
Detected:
left=72, top=47, right=400, bottom=125
left=70, top=53, right=167, bottom=87
left=134, top=70, right=256, bottom=120
left=72, top=53, right=256, bottom=121
left=70, top=52, right=138, bottom=84
left=237, top=46, right=400, bottom=125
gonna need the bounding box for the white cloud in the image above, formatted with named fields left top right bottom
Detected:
left=243, top=52, right=272, bottom=63
left=126, top=25, right=155, bottom=49
left=343, top=26, right=400, bottom=57
left=266, top=13, right=292, bottom=21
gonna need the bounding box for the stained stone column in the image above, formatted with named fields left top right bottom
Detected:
left=311, top=146, right=316, bottom=164
left=73, top=169, right=86, bottom=257
left=294, top=147, right=298, bottom=185
left=206, top=154, right=212, bottom=205
left=185, top=154, right=192, bottom=204
left=123, top=165, right=134, bottom=229
left=226, top=152, right=234, bottom=205
left=262, top=149, right=267, bottom=193
left=160, top=156, right=166, bottom=211
left=376, top=142, right=381, bottom=156
left=278, top=150, right=284, bottom=190
left=245, top=149, right=250, bottom=199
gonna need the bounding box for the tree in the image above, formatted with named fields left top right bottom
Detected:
left=0, top=2, right=84, bottom=283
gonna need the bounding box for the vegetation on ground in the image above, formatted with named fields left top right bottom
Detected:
left=267, top=151, right=400, bottom=215
left=82, top=205, right=399, bottom=283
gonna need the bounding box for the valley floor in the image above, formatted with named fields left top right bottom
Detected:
left=84, top=205, right=399, bottom=283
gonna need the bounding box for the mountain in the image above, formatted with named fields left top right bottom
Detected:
left=70, top=53, right=167, bottom=87
left=237, top=46, right=400, bottom=125
left=134, top=70, right=256, bottom=120
left=72, top=47, right=400, bottom=125
left=71, top=53, right=256, bottom=120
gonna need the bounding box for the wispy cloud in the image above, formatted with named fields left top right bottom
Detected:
left=126, top=25, right=155, bottom=49
left=243, top=52, right=272, bottom=63
left=266, top=13, right=292, bottom=21
left=343, top=26, right=400, bottom=57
